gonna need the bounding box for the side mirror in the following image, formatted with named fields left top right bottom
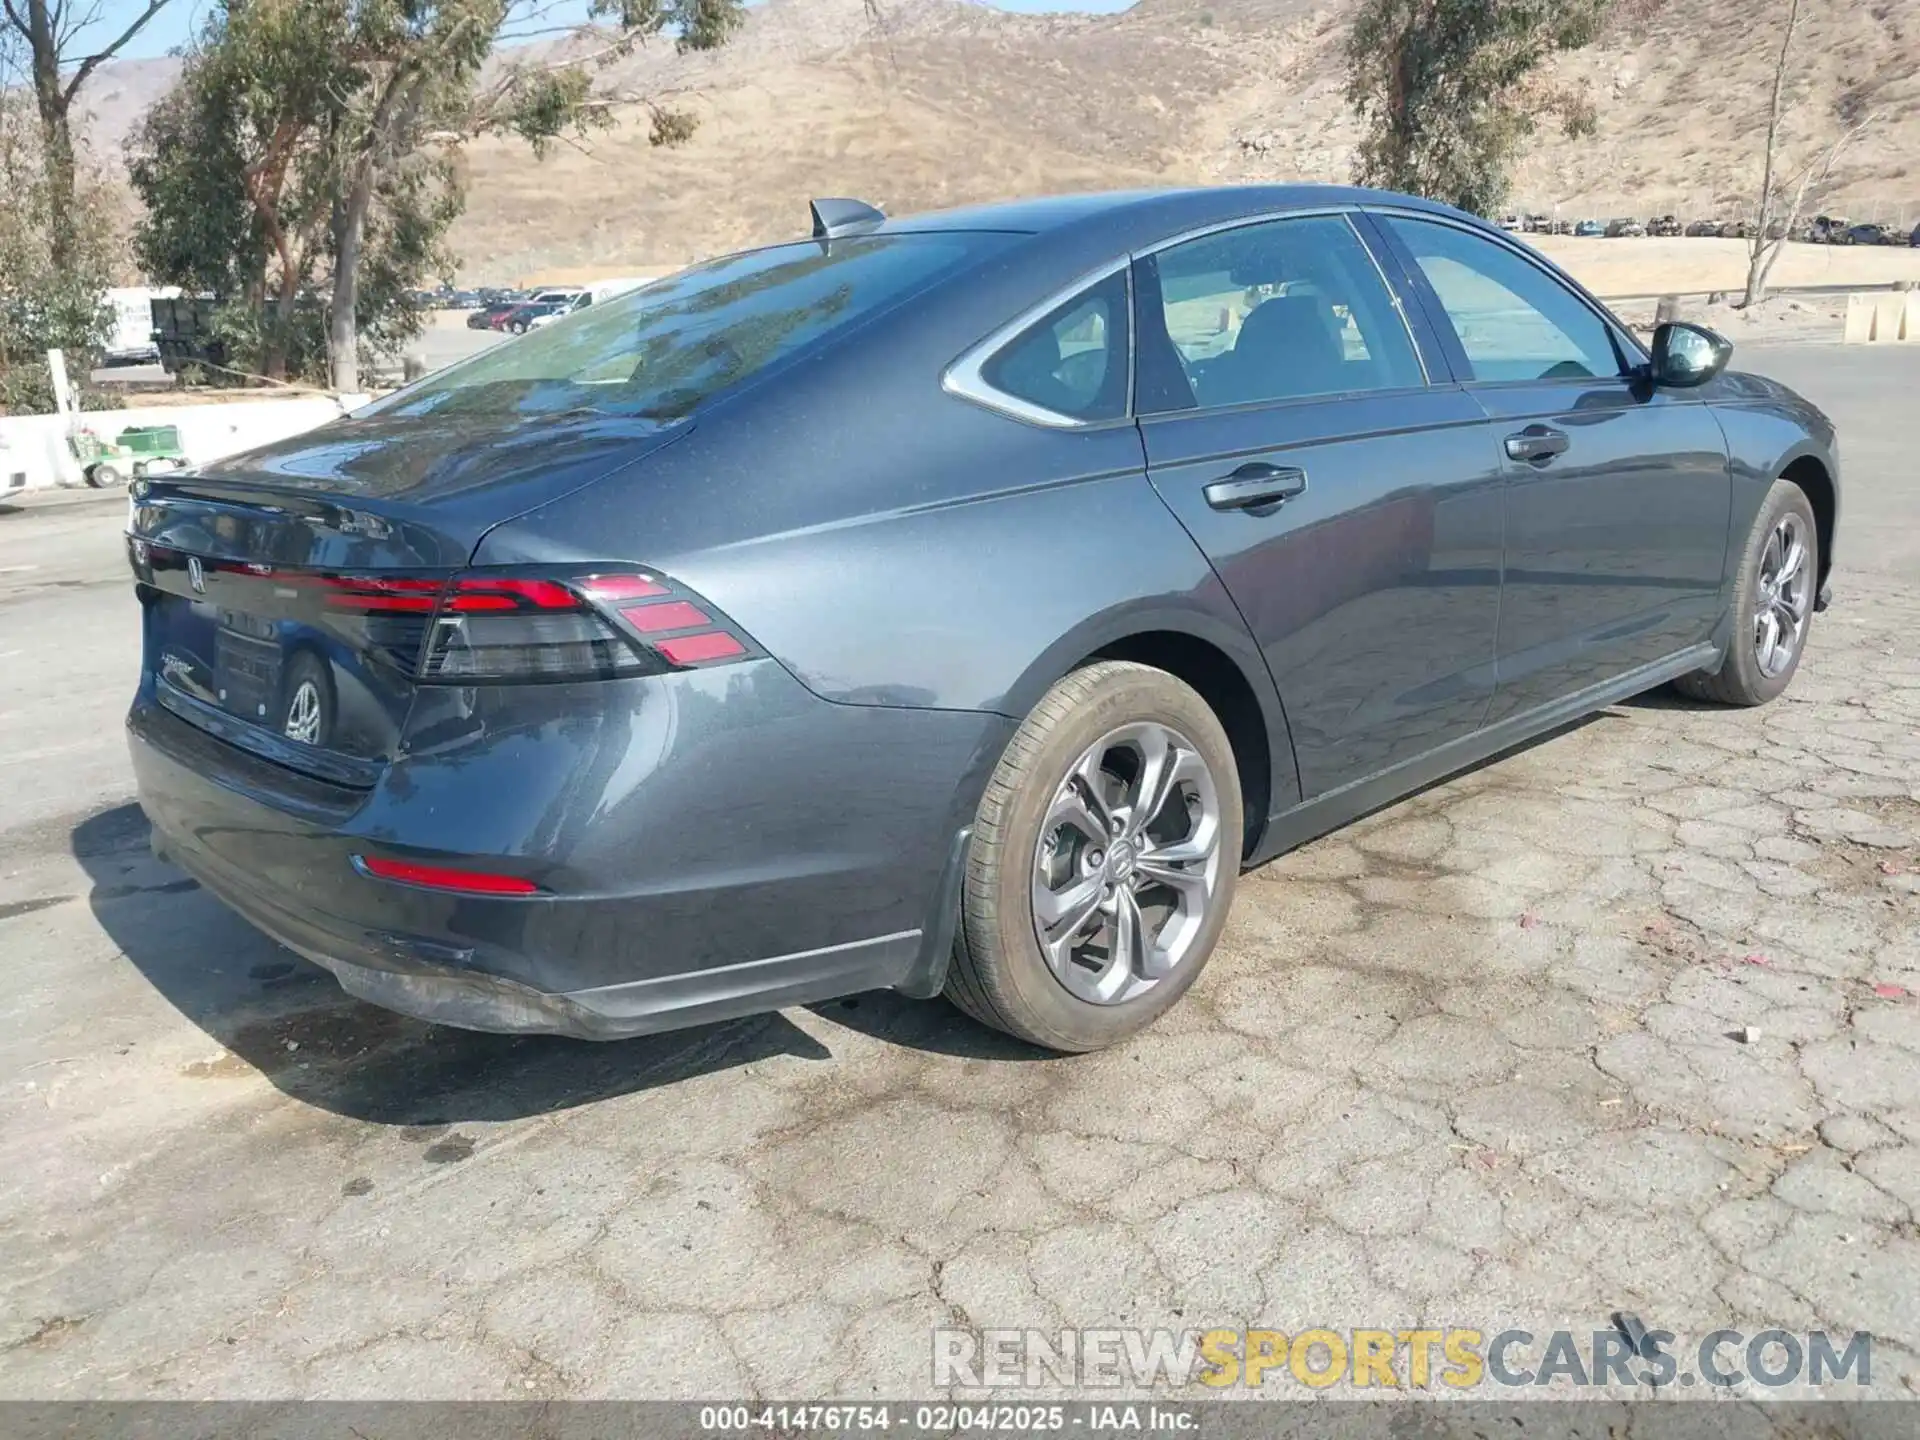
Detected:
left=1650, top=321, right=1732, bottom=387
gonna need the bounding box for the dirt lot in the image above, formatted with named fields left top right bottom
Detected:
left=1530, top=236, right=1920, bottom=299
left=1, top=344, right=1917, bottom=1402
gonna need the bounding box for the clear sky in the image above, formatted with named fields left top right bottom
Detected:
left=85, top=0, right=1133, bottom=62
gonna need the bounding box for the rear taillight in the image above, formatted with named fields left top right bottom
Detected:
left=402, top=569, right=754, bottom=684
left=418, top=574, right=649, bottom=683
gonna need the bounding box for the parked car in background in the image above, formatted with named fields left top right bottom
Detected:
left=1807, top=215, right=1850, bottom=244
left=1684, top=219, right=1723, bottom=237
left=467, top=300, right=523, bottom=330
left=1574, top=219, right=1605, bottom=237
left=525, top=277, right=663, bottom=330
left=495, top=301, right=567, bottom=334
left=1522, top=214, right=1552, bottom=233
left=1648, top=215, right=1683, bottom=237
left=125, top=185, right=1841, bottom=1054
left=1605, top=218, right=1647, bottom=238
left=1496, top=214, right=1523, bottom=232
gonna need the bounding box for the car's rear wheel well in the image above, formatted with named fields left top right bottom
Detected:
left=1087, top=631, right=1271, bottom=858
left=1780, top=455, right=1835, bottom=588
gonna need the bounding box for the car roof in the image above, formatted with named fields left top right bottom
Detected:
left=840, top=184, right=1466, bottom=255
left=878, top=184, right=1467, bottom=241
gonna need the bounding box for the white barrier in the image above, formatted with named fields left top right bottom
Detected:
left=1842, top=291, right=1920, bottom=344
left=0, top=394, right=354, bottom=493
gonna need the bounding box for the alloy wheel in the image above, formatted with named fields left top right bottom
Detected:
left=1029, top=722, right=1224, bottom=1005
left=1754, top=512, right=1812, bottom=679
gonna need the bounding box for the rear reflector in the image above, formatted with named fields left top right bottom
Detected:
left=354, top=855, right=542, bottom=895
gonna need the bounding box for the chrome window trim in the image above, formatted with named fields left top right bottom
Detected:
left=942, top=200, right=1628, bottom=429
left=942, top=257, right=1134, bottom=429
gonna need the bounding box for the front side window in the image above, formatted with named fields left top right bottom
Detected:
left=1383, top=217, right=1624, bottom=383
left=1137, top=214, right=1425, bottom=413
left=371, top=233, right=1009, bottom=422
left=978, top=269, right=1131, bottom=423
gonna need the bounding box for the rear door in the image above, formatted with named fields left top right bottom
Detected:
left=1135, top=212, right=1505, bottom=801
left=1374, top=214, right=1732, bottom=723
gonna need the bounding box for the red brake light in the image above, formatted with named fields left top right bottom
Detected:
left=354, top=855, right=541, bottom=895
left=656, top=631, right=747, bottom=665
left=619, top=600, right=710, bottom=634
left=278, top=567, right=753, bottom=683
left=577, top=573, right=668, bottom=602
left=443, top=577, right=580, bottom=613
left=314, top=576, right=445, bottom=612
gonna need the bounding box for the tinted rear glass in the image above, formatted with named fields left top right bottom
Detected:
left=371, top=233, right=1009, bottom=422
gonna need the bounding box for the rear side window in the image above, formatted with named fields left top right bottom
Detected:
left=979, top=270, right=1131, bottom=423
left=1136, top=214, right=1425, bottom=413
left=372, top=233, right=1010, bottom=421
left=1384, top=217, right=1624, bottom=383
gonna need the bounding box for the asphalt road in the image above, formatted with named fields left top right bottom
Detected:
left=2, top=344, right=1917, bottom=1401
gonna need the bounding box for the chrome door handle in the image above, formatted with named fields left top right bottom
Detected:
left=1204, top=464, right=1308, bottom=512
left=1505, top=425, right=1570, bottom=464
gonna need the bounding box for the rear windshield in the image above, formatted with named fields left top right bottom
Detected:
left=370, top=233, right=1009, bottom=422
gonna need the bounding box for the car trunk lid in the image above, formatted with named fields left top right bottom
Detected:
left=128, top=412, right=684, bottom=783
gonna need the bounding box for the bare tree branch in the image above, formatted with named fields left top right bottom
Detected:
left=62, top=0, right=171, bottom=103
left=1746, top=112, right=1871, bottom=306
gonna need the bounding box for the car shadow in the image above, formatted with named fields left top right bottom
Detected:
left=73, top=802, right=833, bottom=1128
left=1617, top=683, right=1717, bottom=712
left=806, top=990, right=1061, bottom=1062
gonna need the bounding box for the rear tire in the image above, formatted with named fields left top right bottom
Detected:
left=1675, top=478, right=1818, bottom=706
left=85, top=462, right=124, bottom=489
left=946, top=661, right=1242, bottom=1052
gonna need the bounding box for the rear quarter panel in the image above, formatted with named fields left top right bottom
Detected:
left=476, top=333, right=1301, bottom=813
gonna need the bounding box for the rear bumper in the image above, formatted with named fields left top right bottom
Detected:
left=130, top=663, right=1010, bottom=1039
left=155, top=824, right=923, bottom=1037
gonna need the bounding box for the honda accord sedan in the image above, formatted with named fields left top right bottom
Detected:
left=127, top=186, right=1839, bottom=1052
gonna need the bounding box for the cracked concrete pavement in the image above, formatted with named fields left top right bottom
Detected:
left=1, top=345, right=1916, bottom=1403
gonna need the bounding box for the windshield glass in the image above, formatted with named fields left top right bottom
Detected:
left=370, top=233, right=1009, bottom=422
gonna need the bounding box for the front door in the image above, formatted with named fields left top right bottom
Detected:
left=1134, top=213, right=1505, bottom=802
left=1375, top=215, right=1733, bottom=722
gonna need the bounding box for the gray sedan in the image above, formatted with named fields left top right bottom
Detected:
left=126, top=185, right=1838, bottom=1052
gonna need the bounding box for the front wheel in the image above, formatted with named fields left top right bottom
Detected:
left=1675, top=478, right=1818, bottom=706
left=946, top=661, right=1242, bottom=1052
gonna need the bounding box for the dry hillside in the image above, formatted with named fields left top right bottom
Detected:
left=75, top=0, right=1920, bottom=283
